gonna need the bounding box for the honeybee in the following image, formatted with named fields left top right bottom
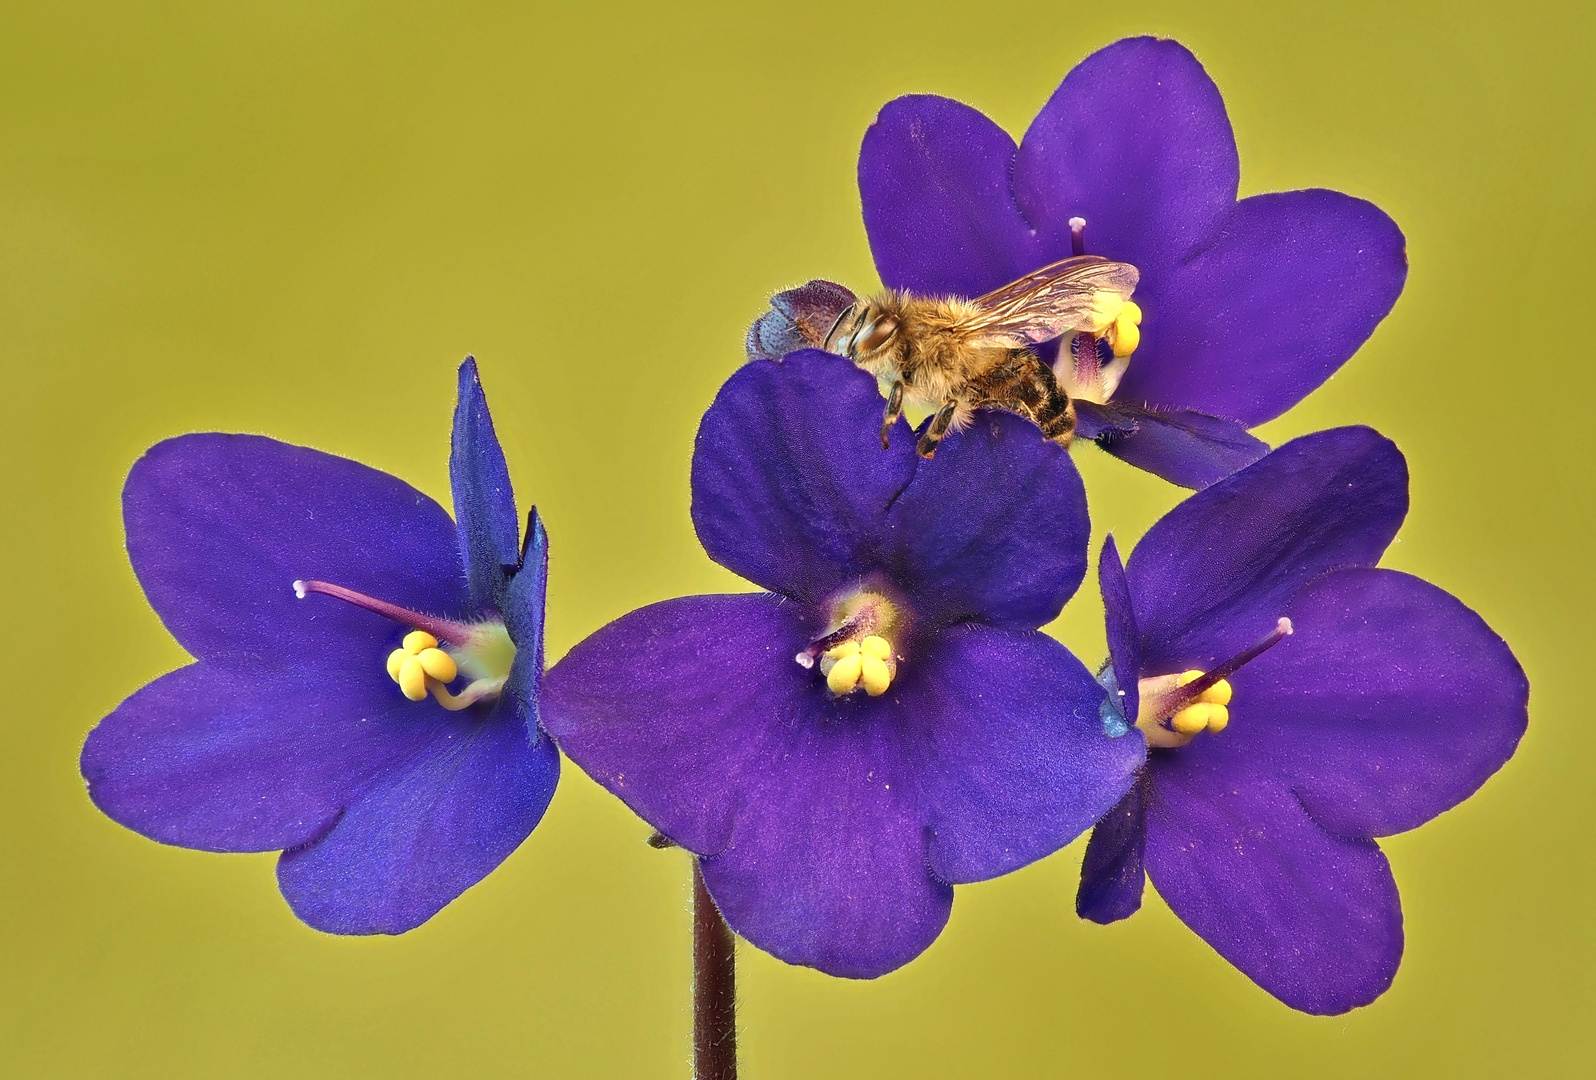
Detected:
left=819, top=257, right=1141, bottom=458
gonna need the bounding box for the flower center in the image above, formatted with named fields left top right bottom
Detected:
left=793, top=589, right=902, bottom=698
left=1129, top=617, right=1293, bottom=749
left=293, top=579, right=515, bottom=711
left=1057, top=217, right=1143, bottom=405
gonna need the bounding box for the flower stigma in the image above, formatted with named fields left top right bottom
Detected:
left=1132, top=617, right=1293, bottom=749
left=794, top=589, right=902, bottom=697
left=293, top=579, right=515, bottom=712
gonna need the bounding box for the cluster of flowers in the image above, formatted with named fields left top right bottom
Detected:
left=83, top=38, right=1526, bottom=1016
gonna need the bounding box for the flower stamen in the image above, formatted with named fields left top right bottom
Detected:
left=295, top=579, right=515, bottom=710
left=1135, top=617, right=1293, bottom=748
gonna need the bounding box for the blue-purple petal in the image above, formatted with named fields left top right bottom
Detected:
left=1127, top=427, right=1407, bottom=676
left=1114, top=190, right=1408, bottom=426
left=1014, top=36, right=1239, bottom=275
left=1225, top=568, right=1529, bottom=838
left=1098, top=535, right=1141, bottom=724
left=697, top=731, right=952, bottom=979
left=1098, top=407, right=1269, bottom=490
left=746, top=279, right=858, bottom=361
left=859, top=94, right=1036, bottom=298
left=1076, top=780, right=1149, bottom=924
left=81, top=659, right=442, bottom=853
left=276, top=712, right=558, bottom=935
left=544, top=593, right=952, bottom=977
left=502, top=507, right=550, bottom=743
left=451, top=358, right=521, bottom=614
left=884, top=410, right=1090, bottom=629
left=1145, top=752, right=1403, bottom=1014
left=899, top=624, right=1140, bottom=884
left=543, top=594, right=822, bottom=856
left=124, top=434, right=467, bottom=663
left=690, top=352, right=918, bottom=604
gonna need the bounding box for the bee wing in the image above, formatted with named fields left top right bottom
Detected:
left=963, top=256, right=1139, bottom=348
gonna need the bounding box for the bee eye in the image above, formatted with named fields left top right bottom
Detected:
left=855, top=316, right=899, bottom=354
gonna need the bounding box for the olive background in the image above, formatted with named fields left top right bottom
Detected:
left=2, top=2, right=1590, bottom=1077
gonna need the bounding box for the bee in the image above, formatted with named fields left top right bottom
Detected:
left=818, top=257, right=1140, bottom=458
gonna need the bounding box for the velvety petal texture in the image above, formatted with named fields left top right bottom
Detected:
left=693, top=351, right=1091, bottom=628
left=123, top=434, right=466, bottom=663
left=452, top=357, right=522, bottom=613
left=84, top=365, right=556, bottom=935
left=1082, top=427, right=1528, bottom=1013
left=549, top=350, right=1127, bottom=977
left=546, top=595, right=1135, bottom=977
left=745, top=279, right=857, bottom=361
left=1076, top=780, right=1148, bottom=925
left=1144, top=757, right=1403, bottom=1015
left=857, top=36, right=1406, bottom=486
left=1127, top=426, right=1407, bottom=675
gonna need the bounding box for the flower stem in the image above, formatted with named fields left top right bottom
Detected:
left=692, top=861, right=737, bottom=1080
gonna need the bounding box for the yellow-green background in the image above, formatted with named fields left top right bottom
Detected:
left=3, top=1, right=1590, bottom=1076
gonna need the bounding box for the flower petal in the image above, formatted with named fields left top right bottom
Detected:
left=502, top=507, right=550, bottom=743
left=698, top=732, right=952, bottom=979
left=859, top=94, right=1036, bottom=298
left=544, top=593, right=951, bottom=977
left=451, top=358, right=522, bottom=614
left=746, top=279, right=858, bottom=361
left=899, top=624, right=1141, bottom=883
left=690, top=352, right=918, bottom=603
left=80, top=660, right=449, bottom=852
left=885, top=410, right=1090, bottom=629
left=543, top=594, right=819, bottom=855
left=276, top=712, right=559, bottom=935
left=1098, top=535, right=1141, bottom=723
left=1126, top=427, right=1407, bottom=676
left=1145, top=752, right=1403, bottom=1014
left=1231, top=568, right=1529, bottom=838
left=1076, top=780, right=1149, bottom=924
left=1015, top=37, right=1239, bottom=275
left=1097, top=406, right=1269, bottom=490
left=1114, top=190, right=1407, bottom=426
left=125, top=433, right=466, bottom=663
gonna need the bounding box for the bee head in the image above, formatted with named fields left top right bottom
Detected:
left=829, top=303, right=900, bottom=361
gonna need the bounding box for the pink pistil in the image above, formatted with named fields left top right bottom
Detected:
left=292, top=579, right=480, bottom=645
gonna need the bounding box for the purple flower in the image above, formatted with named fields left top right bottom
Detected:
left=855, top=36, right=1408, bottom=488
left=543, top=350, right=1143, bottom=978
left=80, top=360, right=558, bottom=935
left=1078, top=427, right=1527, bottom=1013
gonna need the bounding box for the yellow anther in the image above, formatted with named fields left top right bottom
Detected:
left=860, top=635, right=892, bottom=660
left=403, top=630, right=438, bottom=653
left=1171, top=702, right=1217, bottom=734
left=1106, top=301, right=1142, bottom=358
left=827, top=650, right=864, bottom=695
left=818, top=635, right=898, bottom=697
left=386, top=648, right=408, bottom=681
left=860, top=654, right=893, bottom=696
left=416, top=647, right=457, bottom=683
left=398, top=655, right=428, bottom=701
left=1206, top=704, right=1230, bottom=732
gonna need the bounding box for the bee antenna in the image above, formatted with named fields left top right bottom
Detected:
left=821, top=303, right=857, bottom=355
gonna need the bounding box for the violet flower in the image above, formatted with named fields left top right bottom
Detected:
left=543, top=350, right=1143, bottom=978
left=81, top=360, right=557, bottom=935
left=1078, top=426, right=1527, bottom=1013
left=852, top=36, right=1408, bottom=488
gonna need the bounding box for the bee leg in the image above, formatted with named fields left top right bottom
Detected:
left=915, top=401, right=959, bottom=459
left=1031, top=359, right=1077, bottom=447
left=879, top=381, right=906, bottom=449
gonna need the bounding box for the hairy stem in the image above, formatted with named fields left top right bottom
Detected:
left=692, top=861, right=737, bottom=1080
